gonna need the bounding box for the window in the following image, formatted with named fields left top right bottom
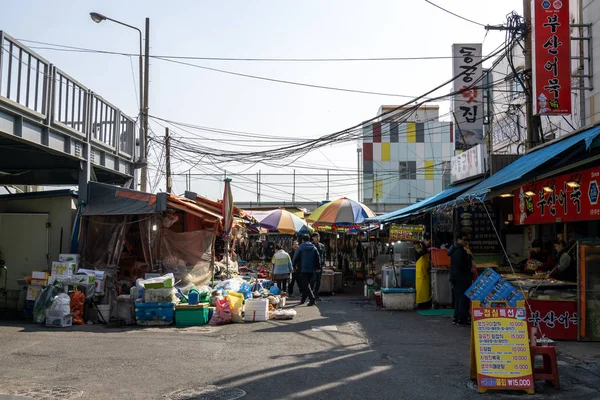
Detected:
left=399, top=161, right=416, bottom=179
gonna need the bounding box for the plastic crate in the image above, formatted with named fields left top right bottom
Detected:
left=175, top=304, right=209, bottom=327
left=431, top=249, right=450, bottom=268
left=135, top=302, right=175, bottom=326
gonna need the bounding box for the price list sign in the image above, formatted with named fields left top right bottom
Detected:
left=472, top=306, right=534, bottom=394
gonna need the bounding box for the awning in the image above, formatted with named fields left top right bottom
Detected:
left=83, top=182, right=157, bottom=216
left=456, top=124, right=600, bottom=202
left=366, top=179, right=482, bottom=224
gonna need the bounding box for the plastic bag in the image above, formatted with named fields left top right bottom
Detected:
left=70, top=290, right=85, bottom=325
left=271, top=309, right=297, bottom=320
left=33, top=283, right=65, bottom=323
left=209, top=297, right=232, bottom=325
left=237, top=281, right=254, bottom=300
left=227, top=292, right=244, bottom=323
left=215, top=278, right=243, bottom=293
left=50, top=293, right=71, bottom=314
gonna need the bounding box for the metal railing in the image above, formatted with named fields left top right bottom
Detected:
left=0, top=31, right=137, bottom=162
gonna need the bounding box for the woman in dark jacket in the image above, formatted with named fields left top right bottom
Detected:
left=447, top=234, right=473, bottom=326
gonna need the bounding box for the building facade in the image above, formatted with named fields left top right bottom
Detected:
left=362, top=106, right=454, bottom=205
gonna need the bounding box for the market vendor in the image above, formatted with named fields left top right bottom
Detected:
left=414, top=233, right=432, bottom=309
left=527, top=239, right=553, bottom=272
left=551, top=240, right=577, bottom=282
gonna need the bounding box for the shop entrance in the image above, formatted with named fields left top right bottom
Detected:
left=0, top=213, right=49, bottom=290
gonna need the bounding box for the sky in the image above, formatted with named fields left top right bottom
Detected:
left=2, top=0, right=523, bottom=203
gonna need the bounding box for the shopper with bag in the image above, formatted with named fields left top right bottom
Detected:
left=272, top=245, right=293, bottom=293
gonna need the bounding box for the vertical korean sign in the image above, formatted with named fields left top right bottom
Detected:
left=532, top=0, right=571, bottom=115
left=452, top=44, right=484, bottom=151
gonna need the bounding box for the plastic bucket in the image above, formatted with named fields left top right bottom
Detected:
left=97, top=304, right=111, bottom=323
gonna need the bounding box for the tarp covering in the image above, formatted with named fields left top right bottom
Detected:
left=161, top=229, right=215, bottom=287
left=83, top=182, right=158, bottom=216
left=457, top=124, right=600, bottom=202
left=367, top=179, right=482, bottom=224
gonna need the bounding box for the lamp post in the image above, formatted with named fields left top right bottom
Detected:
left=90, top=12, right=148, bottom=192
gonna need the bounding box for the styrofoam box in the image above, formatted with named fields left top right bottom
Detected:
left=381, top=288, right=416, bottom=310
left=244, top=298, right=269, bottom=322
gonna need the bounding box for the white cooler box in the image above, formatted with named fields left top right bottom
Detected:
left=381, top=288, right=415, bottom=310
left=244, top=298, right=269, bottom=322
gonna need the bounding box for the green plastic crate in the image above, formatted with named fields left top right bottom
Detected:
left=175, top=304, right=209, bottom=327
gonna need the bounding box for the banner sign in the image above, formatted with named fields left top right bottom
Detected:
left=457, top=204, right=501, bottom=253
left=389, top=224, right=423, bottom=242
left=532, top=0, right=571, bottom=115
left=451, top=144, right=487, bottom=183
left=514, top=165, right=600, bottom=225
left=452, top=43, right=484, bottom=151
left=472, top=305, right=534, bottom=393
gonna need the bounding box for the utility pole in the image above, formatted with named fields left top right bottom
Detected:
left=326, top=170, right=330, bottom=201
left=357, top=148, right=362, bottom=202
left=140, top=17, right=150, bottom=192
left=165, top=127, right=171, bottom=193
left=292, top=169, right=296, bottom=203
left=523, top=0, right=541, bottom=150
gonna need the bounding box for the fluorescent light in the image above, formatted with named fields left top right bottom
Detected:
left=567, top=181, right=580, bottom=188
left=500, top=193, right=514, bottom=198
left=543, top=186, right=553, bottom=193
left=152, top=224, right=158, bottom=231
left=525, top=191, right=535, bottom=197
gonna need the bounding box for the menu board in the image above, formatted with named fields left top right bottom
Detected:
left=457, top=204, right=501, bottom=253
left=466, top=268, right=525, bottom=308
left=472, top=306, right=534, bottom=393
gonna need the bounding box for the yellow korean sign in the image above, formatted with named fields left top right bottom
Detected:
left=471, top=303, right=534, bottom=394
left=389, top=224, right=423, bottom=242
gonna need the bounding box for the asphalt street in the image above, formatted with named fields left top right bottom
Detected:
left=1, top=293, right=599, bottom=400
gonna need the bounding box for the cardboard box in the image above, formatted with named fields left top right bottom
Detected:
left=45, top=310, right=73, bottom=328
left=59, top=254, right=80, bottom=263
left=31, top=271, right=49, bottom=286
left=26, top=285, right=43, bottom=301
left=70, top=273, right=95, bottom=286
left=51, top=262, right=76, bottom=277
left=78, top=269, right=106, bottom=294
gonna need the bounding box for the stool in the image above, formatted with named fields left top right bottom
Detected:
left=529, top=345, right=560, bottom=389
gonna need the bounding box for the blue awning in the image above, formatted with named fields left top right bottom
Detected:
left=456, top=124, right=600, bottom=202
left=367, top=179, right=482, bottom=224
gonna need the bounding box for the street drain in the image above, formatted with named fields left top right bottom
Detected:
left=12, top=387, right=83, bottom=400
left=168, top=386, right=246, bottom=400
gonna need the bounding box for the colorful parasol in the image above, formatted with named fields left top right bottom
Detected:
left=307, top=197, right=376, bottom=227
left=255, top=209, right=312, bottom=235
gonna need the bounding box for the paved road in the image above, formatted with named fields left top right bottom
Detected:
left=0, top=294, right=599, bottom=399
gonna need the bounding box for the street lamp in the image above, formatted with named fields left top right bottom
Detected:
left=89, top=11, right=148, bottom=191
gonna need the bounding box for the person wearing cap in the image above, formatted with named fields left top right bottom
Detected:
left=414, top=233, right=432, bottom=308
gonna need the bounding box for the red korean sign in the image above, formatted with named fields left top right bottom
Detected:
left=514, top=165, right=600, bottom=225
left=526, top=299, right=578, bottom=340
left=532, top=0, right=571, bottom=115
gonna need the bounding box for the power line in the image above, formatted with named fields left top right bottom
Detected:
left=424, top=0, right=488, bottom=27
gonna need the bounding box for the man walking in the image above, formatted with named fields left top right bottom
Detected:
left=292, top=234, right=319, bottom=306
left=310, top=233, right=326, bottom=297
left=288, top=240, right=299, bottom=296
left=447, top=234, right=473, bottom=326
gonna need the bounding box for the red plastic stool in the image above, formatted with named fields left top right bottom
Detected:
left=529, top=346, right=560, bottom=388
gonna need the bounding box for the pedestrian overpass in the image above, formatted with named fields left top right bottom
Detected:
left=0, top=31, right=138, bottom=202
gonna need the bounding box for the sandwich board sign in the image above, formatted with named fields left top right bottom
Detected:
left=470, top=300, right=534, bottom=394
